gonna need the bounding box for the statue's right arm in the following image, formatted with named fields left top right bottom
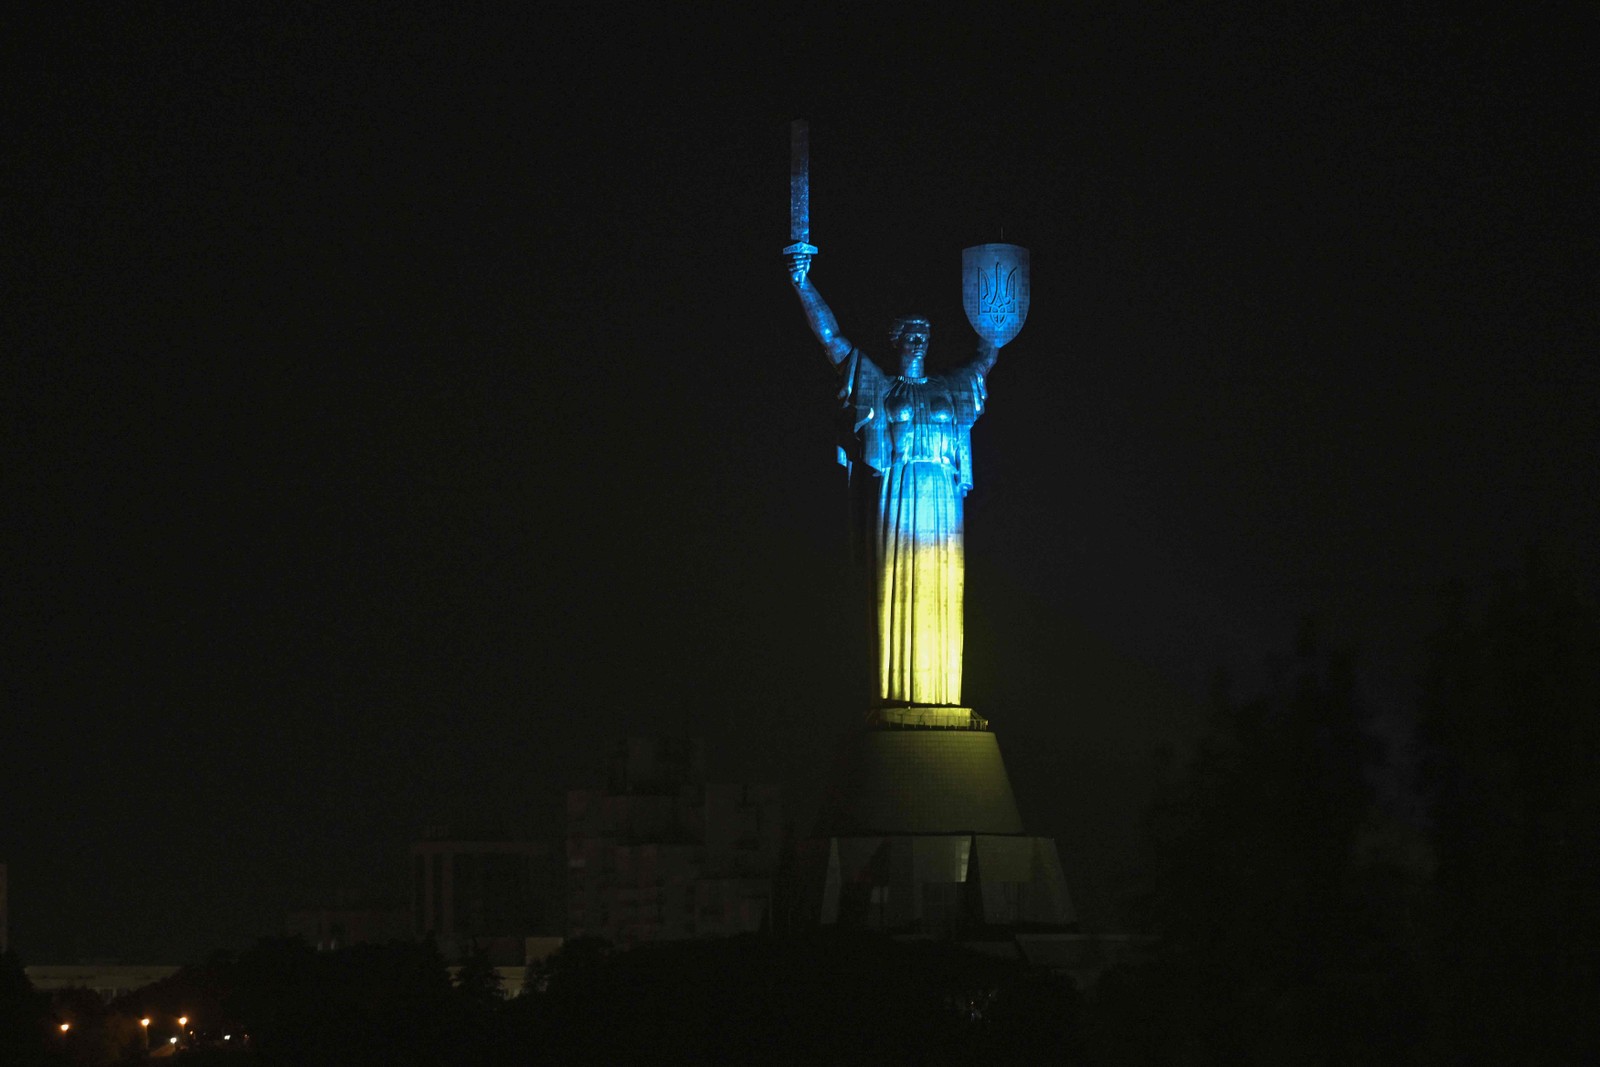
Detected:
left=786, top=251, right=853, bottom=366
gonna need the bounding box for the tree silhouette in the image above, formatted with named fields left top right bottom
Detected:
left=1096, top=629, right=1426, bottom=1063
left=1417, top=553, right=1600, bottom=1063
left=0, top=951, right=51, bottom=1067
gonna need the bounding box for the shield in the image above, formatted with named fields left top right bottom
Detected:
left=962, top=244, right=1030, bottom=349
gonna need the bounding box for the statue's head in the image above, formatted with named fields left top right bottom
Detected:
left=888, top=316, right=931, bottom=377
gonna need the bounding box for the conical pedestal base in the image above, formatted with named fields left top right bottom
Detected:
left=799, top=709, right=1075, bottom=933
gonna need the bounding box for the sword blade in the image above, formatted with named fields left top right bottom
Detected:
left=789, top=119, right=809, bottom=245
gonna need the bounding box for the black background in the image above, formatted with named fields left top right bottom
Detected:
left=5, top=5, right=1594, bottom=961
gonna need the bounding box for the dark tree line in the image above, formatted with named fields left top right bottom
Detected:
left=2, top=934, right=1080, bottom=1066
left=4, top=558, right=1592, bottom=1064
left=1417, top=554, right=1599, bottom=1062
left=1088, top=554, right=1598, bottom=1064
left=1088, top=631, right=1430, bottom=1063
left=0, top=950, right=58, bottom=1066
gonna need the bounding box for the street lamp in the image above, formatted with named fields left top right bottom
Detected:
left=59, top=1022, right=70, bottom=1034
left=140, top=1017, right=150, bottom=1051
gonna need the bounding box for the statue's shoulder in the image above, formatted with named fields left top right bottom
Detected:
left=938, top=367, right=987, bottom=422
left=840, top=347, right=889, bottom=399
left=836, top=348, right=892, bottom=473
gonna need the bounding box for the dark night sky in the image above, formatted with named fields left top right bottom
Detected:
left=5, top=6, right=1595, bottom=961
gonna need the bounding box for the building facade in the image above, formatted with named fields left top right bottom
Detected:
left=285, top=904, right=409, bottom=951
left=411, top=837, right=562, bottom=964
left=566, top=737, right=781, bottom=946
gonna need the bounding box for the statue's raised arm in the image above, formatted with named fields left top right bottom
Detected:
left=954, top=339, right=999, bottom=383
left=778, top=172, right=1031, bottom=708
left=786, top=250, right=852, bottom=366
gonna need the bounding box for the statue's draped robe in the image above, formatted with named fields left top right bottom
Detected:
left=836, top=349, right=987, bottom=705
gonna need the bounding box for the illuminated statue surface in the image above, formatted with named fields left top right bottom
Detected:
left=784, top=127, right=1070, bottom=930
left=786, top=252, right=999, bottom=706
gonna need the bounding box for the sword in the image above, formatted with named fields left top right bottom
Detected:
left=783, top=119, right=818, bottom=257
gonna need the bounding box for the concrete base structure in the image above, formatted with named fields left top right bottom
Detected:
left=802, top=709, right=1075, bottom=934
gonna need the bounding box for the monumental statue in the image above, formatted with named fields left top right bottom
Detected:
left=785, top=121, right=1070, bottom=933
left=783, top=123, right=1030, bottom=708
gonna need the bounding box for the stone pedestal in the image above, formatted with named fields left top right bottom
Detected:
left=801, top=709, right=1075, bottom=933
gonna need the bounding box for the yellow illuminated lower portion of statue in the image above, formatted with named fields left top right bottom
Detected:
left=877, top=458, right=965, bottom=705
left=786, top=250, right=1004, bottom=709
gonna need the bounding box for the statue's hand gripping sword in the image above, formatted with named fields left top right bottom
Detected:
left=783, top=119, right=818, bottom=260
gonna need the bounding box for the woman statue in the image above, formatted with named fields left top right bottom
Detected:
left=786, top=249, right=998, bottom=707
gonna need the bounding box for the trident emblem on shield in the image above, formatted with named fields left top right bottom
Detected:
left=962, top=243, right=1030, bottom=349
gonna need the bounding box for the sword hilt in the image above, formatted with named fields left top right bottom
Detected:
left=782, top=242, right=818, bottom=257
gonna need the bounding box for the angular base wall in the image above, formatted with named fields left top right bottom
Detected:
left=815, top=726, right=1025, bottom=836
left=801, top=715, right=1075, bottom=932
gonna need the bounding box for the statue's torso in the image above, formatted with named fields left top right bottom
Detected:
left=839, top=349, right=985, bottom=494
left=882, top=376, right=957, bottom=465
left=832, top=349, right=987, bottom=707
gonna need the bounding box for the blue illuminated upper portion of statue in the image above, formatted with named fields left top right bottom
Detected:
left=834, top=333, right=987, bottom=498
left=785, top=245, right=1026, bottom=707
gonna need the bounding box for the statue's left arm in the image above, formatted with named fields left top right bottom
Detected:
left=957, top=340, right=999, bottom=383
left=950, top=341, right=997, bottom=496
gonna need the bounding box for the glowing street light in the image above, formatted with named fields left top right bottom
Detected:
left=59, top=1022, right=70, bottom=1034
left=140, top=1018, right=150, bottom=1050
left=179, top=1015, right=189, bottom=1028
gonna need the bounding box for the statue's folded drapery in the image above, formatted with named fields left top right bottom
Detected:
left=838, top=350, right=986, bottom=705
left=787, top=243, right=1009, bottom=708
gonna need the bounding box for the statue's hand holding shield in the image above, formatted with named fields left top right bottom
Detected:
left=962, top=243, right=1030, bottom=349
